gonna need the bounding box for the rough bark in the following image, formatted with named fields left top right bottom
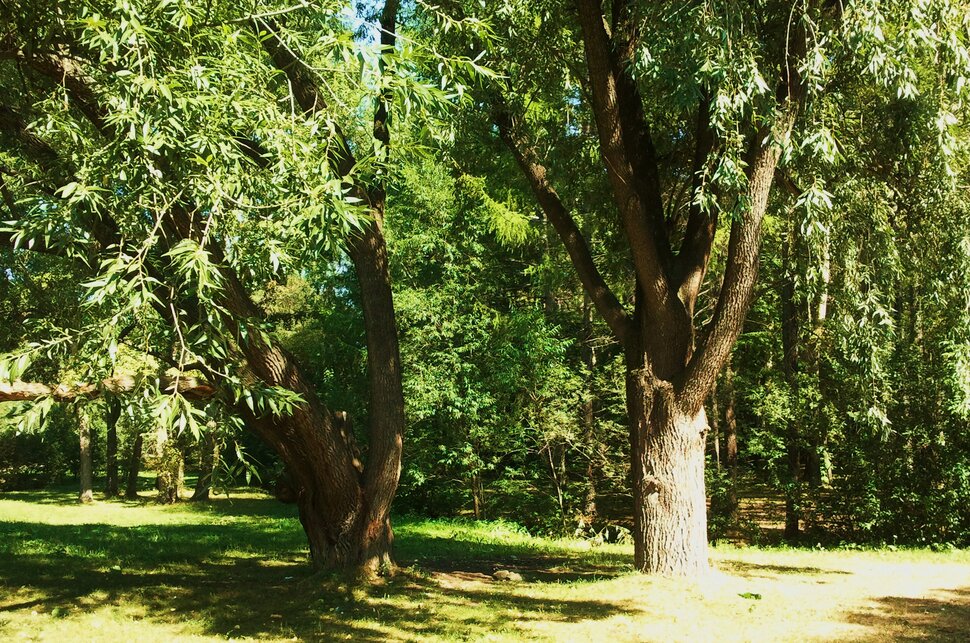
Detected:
left=627, top=367, right=708, bottom=576
left=344, top=220, right=404, bottom=573
left=77, top=407, right=93, bottom=504
left=104, top=398, right=121, bottom=497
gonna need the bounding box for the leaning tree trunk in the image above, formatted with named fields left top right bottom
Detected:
left=0, top=0, right=405, bottom=574
left=104, top=398, right=121, bottom=497
left=245, top=3, right=404, bottom=575
left=234, top=292, right=401, bottom=574
left=77, top=406, right=93, bottom=504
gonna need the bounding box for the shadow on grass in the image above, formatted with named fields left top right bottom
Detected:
left=0, top=491, right=637, bottom=640
left=842, top=587, right=970, bottom=642
left=0, top=488, right=99, bottom=506
left=717, top=559, right=852, bottom=578
left=395, top=528, right=631, bottom=584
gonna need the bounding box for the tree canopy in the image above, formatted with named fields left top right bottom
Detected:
left=1, top=0, right=968, bottom=578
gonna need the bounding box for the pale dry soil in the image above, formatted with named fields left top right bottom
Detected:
left=0, top=490, right=967, bottom=641
left=450, top=549, right=970, bottom=642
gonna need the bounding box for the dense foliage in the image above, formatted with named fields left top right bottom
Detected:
left=1, top=0, right=968, bottom=562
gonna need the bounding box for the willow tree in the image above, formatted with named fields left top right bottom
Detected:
left=439, top=0, right=970, bottom=574
left=0, top=0, right=476, bottom=573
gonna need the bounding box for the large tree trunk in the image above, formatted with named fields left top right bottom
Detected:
left=104, top=399, right=121, bottom=497
left=627, top=366, right=708, bottom=576
left=77, top=407, right=93, bottom=504
left=2, top=3, right=405, bottom=578
left=294, top=484, right=394, bottom=572
left=239, top=333, right=399, bottom=574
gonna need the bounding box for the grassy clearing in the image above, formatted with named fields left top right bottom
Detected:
left=1, top=488, right=968, bottom=641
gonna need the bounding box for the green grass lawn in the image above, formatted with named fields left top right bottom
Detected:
left=1, top=487, right=968, bottom=641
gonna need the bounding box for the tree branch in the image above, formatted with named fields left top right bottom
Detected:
left=609, top=0, right=672, bottom=266
left=495, top=106, right=633, bottom=345
left=576, top=0, right=673, bottom=314
left=1, top=50, right=109, bottom=136
left=254, top=18, right=359, bottom=179
left=673, top=95, right=718, bottom=315
left=678, top=17, right=809, bottom=414
left=0, top=374, right=216, bottom=403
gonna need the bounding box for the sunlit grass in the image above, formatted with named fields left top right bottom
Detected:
left=1, top=487, right=968, bottom=641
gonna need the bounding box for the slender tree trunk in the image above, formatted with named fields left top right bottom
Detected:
left=77, top=407, right=93, bottom=504
left=581, top=291, right=599, bottom=527
left=723, top=363, right=739, bottom=517
left=543, top=442, right=567, bottom=530
left=155, top=436, right=183, bottom=504
left=804, top=232, right=831, bottom=488
left=711, top=380, right=721, bottom=472
left=191, top=425, right=219, bottom=501
left=782, top=223, right=802, bottom=540
left=470, top=472, right=484, bottom=520
left=344, top=217, right=405, bottom=573
left=104, top=399, right=120, bottom=497
left=125, top=432, right=143, bottom=499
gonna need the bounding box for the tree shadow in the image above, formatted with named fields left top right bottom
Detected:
left=0, top=488, right=91, bottom=505
left=413, top=551, right=629, bottom=583
left=841, top=587, right=970, bottom=641
left=717, top=559, right=852, bottom=579
left=0, top=504, right=638, bottom=641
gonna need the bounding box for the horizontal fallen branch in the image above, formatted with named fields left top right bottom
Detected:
left=0, top=374, right=216, bottom=403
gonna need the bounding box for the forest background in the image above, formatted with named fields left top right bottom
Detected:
left=1, top=0, right=969, bottom=579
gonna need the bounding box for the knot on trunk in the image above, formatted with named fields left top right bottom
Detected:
left=273, top=472, right=301, bottom=503
left=643, top=474, right=662, bottom=505
left=333, top=411, right=364, bottom=474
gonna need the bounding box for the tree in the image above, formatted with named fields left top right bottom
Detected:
left=76, top=404, right=93, bottom=503
left=104, top=398, right=121, bottom=497
left=436, top=0, right=969, bottom=574
left=0, top=0, right=460, bottom=573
